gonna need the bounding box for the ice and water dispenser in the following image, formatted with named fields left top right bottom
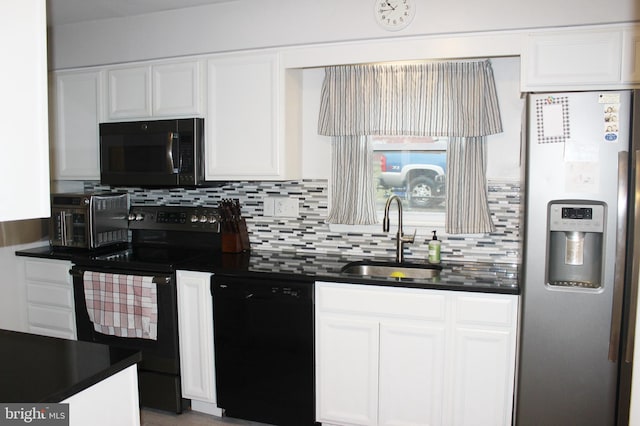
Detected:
left=546, top=201, right=605, bottom=289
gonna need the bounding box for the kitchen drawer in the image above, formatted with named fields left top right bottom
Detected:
left=316, top=282, right=446, bottom=321
left=26, top=282, right=74, bottom=308
left=25, top=259, right=72, bottom=284
left=27, top=305, right=75, bottom=333
left=455, top=294, right=517, bottom=327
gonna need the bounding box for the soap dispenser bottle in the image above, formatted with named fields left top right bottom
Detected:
left=428, top=230, right=441, bottom=264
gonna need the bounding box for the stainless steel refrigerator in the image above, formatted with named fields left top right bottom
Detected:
left=517, top=90, right=640, bottom=426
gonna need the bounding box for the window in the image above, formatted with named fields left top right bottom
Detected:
left=372, top=135, right=447, bottom=226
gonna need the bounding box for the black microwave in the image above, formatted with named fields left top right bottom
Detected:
left=99, top=118, right=205, bottom=187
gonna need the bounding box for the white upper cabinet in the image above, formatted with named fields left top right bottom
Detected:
left=106, top=60, right=203, bottom=121
left=522, top=25, right=640, bottom=91
left=622, top=25, right=640, bottom=84
left=522, top=28, right=622, bottom=90
left=205, top=52, right=302, bottom=181
left=0, top=0, right=50, bottom=221
left=153, top=61, right=203, bottom=117
left=107, top=65, right=152, bottom=119
left=50, top=70, right=103, bottom=180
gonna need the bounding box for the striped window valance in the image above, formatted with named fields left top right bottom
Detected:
left=318, top=60, right=502, bottom=138
left=320, top=59, right=501, bottom=233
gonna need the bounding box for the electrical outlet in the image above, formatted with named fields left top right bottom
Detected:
left=263, top=197, right=275, bottom=216
left=263, top=196, right=298, bottom=217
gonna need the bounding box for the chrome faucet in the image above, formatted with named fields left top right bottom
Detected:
left=383, top=195, right=415, bottom=263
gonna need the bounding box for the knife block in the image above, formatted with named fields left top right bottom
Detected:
left=222, top=232, right=243, bottom=253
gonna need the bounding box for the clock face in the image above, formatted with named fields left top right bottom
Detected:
left=374, top=0, right=415, bottom=31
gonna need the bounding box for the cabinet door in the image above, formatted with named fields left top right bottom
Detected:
left=24, top=258, right=76, bottom=340
left=205, top=53, right=281, bottom=179
left=378, top=322, right=446, bottom=426
left=622, top=26, right=640, bottom=84
left=152, top=61, right=202, bottom=117
left=50, top=70, right=102, bottom=180
left=107, top=66, right=152, bottom=119
left=316, top=315, right=379, bottom=426
left=448, top=294, right=518, bottom=426
left=522, top=29, right=623, bottom=90
left=176, top=270, right=219, bottom=407
left=449, top=328, right=513, bottom=426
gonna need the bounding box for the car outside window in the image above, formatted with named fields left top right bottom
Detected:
left=372, top=135, right=447, bottom=225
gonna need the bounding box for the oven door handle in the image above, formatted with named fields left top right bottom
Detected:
left=70, top=268, right=171, bottom=285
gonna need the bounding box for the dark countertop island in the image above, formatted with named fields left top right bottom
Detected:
left=0, top=329, right=141, bottom=403
left=16, top=245, right=519, bottom=295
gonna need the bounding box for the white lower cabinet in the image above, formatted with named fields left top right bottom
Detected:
left=316, top=316, right=380, bottom=425
left=450, top=294, right=518, bottom=426
left=24, top=258, right=76, bottom=340
left=176, top=270, right=222, bottom=416
left=62, top=365, right=140, bottom=426
left=379, top=322, right=446, bottom=426
left=315, top=281, right=518, bottom=426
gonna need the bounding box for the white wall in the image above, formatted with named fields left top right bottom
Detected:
left=486, top=57, right=523, bottom=180
left=48, top=0, right=639, bottom=70
left=301, top=67, right=330, bottom=180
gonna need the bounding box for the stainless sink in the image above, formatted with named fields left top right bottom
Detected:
left=341, top=260, right=442, bottom=280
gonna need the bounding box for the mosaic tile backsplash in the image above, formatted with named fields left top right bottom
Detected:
left=86, top=179, right=522, bottom=265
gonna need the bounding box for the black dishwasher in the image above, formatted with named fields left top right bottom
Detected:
left=211, top=274, right=317, bottom=426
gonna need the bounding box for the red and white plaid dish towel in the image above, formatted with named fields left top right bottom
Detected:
left=83, top=271, right=158, bottom=340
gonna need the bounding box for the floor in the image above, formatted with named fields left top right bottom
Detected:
left=140, top=408, right=270, bottom=426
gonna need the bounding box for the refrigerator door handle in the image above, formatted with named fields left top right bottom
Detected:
left=623, top=150, right=640, bottom=363
left=609, top=150, right=628, bottom=362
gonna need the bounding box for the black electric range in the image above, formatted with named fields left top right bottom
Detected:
left=70, top=205, right=222, bottom=414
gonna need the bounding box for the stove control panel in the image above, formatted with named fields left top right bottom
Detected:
left=128, top=205, right=220, bottom=232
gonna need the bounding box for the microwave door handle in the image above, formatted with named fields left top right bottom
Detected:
left=167, top=132, right=180, bottom=172
left=166, top=132, right=175, bottom=172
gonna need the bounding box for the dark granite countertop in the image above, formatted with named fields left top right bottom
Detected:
left=184, top=250, right=520, bottom=295
left=0, top=329, right=141, bottom=403
left=15, top=244, right=128, bottom=262
left=16, top=246, right=519, bottom=295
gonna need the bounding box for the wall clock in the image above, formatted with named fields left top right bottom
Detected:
left=374, top=0, right=416, bottom=31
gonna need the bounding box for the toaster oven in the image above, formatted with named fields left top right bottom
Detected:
left=49, top=192, right=129, bottom=249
